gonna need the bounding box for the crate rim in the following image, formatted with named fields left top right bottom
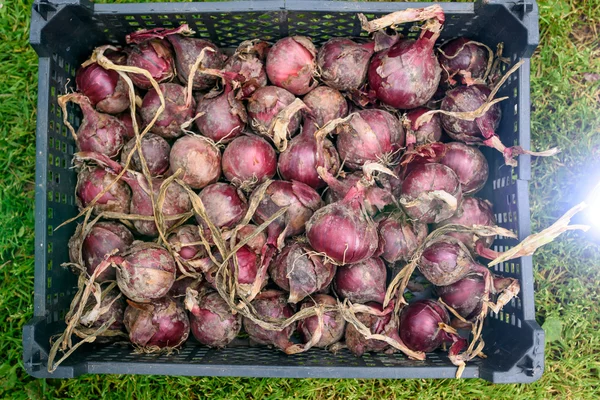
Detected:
left=25, top=0, right=544, bottom=383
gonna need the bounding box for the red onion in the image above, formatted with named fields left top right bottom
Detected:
left=400, top=163, right=463, bottom=224
left=278, top=123, right=340, bottom=190
left=196, top=183, right=247, bottom=240
left=113, top=243, right=176, bottom=302
left=441, top=85, right=500, bottom=144
left=376, top=214, right=428, bottom=264
left=117, top=112, right=142, bottom=140
left=298, top=294, right=345, bottom=348
left=169, top=276, right=203, bottom=298
left=436, top=273, right=515, bottom=321
left=166, top=224, right=206, bottom=261
left=247, top=86, right=300, bottom=136
left=120, top=133, right=171, bottom=176
left=75, top=167, right=131, bottom=215
left=76, top=61, right=129, bottom=114
left=418, top=237, right=489, bottom=286
left=141, top=83, right=195, bottom=139
left=404, top=107, right=442, bottom=146
left=399, top=299, right=464, bottom=354
left=231, top=245, right=262, bottom=286
left=227, top=224, right=267, bottom=255
left=269, top=242, right=336, bottom=303
left=195, top=81, right=247, bottom=143
left=242, top=290, right=295, bottom=351
left=222, top=135, right=277, bottom=188
left=345, top=302, right=396, bottom=356
left=69, top=221, right=134, bottom=282
left=317, top=38, right=375, bottom=91
left=307, top=177, right=379, bottom=265
left=302, top=86, right=348, bottom=127
left=438, top=142, right=488, bottom=195
left=251, top=180, right=322, bottom=249
left=124, top=296, right=190, bottom=349
left=186, top=290, right=241, bottom=347
left=80, top=285, right=126, bottom=342
left=125, top=38, right=176, bottom=90
left=167, top=36, right=226, bottom=91
left=435, top=197, right=496, bottom=252
left=323, top=169, right=396, bottom=216
left=334, top=257, right=386, bottom=304
left=438, top=38, right=490, bottom=86
left=335, top=109, right=405, bottom=171
left=266, top=36, right=317, bottom=95
left=367, top=8, right=445, bottom=109
left=169, top=135, right=222, bottom=190
left=224, top=40, right=269, bottom=98
left=61, top=93, right=126, bottom=158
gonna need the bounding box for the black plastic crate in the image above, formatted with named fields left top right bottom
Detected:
left=24, top=0, right=544, bottom=382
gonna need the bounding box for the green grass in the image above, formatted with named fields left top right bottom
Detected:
left=1, top=0, right=600, bottom=398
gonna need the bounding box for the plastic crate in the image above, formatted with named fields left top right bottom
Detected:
left=24, top=0, right=544, bottom=382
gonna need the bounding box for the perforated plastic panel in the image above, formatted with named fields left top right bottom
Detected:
left=25, top=0, right=544, bottom=382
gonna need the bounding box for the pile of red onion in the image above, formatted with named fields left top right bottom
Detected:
left=55, top=6, right=544, bottom=375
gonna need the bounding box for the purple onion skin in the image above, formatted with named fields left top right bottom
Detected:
left=400, top=163, right=463, bottom=224
left=78, top=222, right=134, bottom=282
left=88, top=287, right=126, bottom=342
left=405, top=107, right=443, bottom=146
left=169, top=135, right=222, bottom=190
left=126, top=39, right=176, bottom=90
left=298, top=294, right=345, bottom=348
left=243, top=290, right=296, bottom=351
left=368, top=38, right=441, bottom=109
left=399, top=299, right=451, bottom=352
left=440, top=84, right=501, bottom=142
left=345, top=302, right=394, bottom=356
left=324, top=171, right=396, bottom=216
left=302, top=86, right=349, bottom=128
left=196, top=183, right=247, bottom=239
left=123, top=174, right=192, bottom=237
left=317, top=38, right=375, bottom=91
left=306, top=199, right=379, bottom=265
left=167, top=224, right=206, bottom=261
left=438, top=38, right=489, bottom=86
left=76, top=167, right=131, bottom=215
left=252, top=180, right=323, bottom=248
left=117, top=112, right=142, bottom=140
left=232, top=245, right=260, bottom=285
left=334, top=257, right=387, bottom=304
left=436, top=274, right=485, bottom=321
left=120, top=133, right=171, bottom=176
left=278, top=123, right=340, bottom=189
left=222, top=135, right=277, bottom=186
left=247, top=86, right=300, bottom=136
left=167, top=36, right=226, bottom=91
left=224, top=51, right=268, bottom=98
left=169, top=276, right=203, bottom=298
left=141, top=83, right=195, bottom=139
left=116, top=244, right=176, bottom=303
left=74, top=97, right=127, bottom=158
left=124, top=296, right=190, bottom=349
left=376, top=215, right=428, bottom=264
left=195, top=87, right=247, bottom=143
left=269, top=242, right=336, bottom=304
left=418, top=239, right=477, bottom=286
left=76, top=63, right=129, bottom=114
left=266, top=36, right=317, bottom=96
left=439, top=142, right=488, bottom=195
left=435, top=197, right=496, bottom=250
left=336, top=109, right=405, bottom=171
left=188, top=292, right=241, bottom=347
